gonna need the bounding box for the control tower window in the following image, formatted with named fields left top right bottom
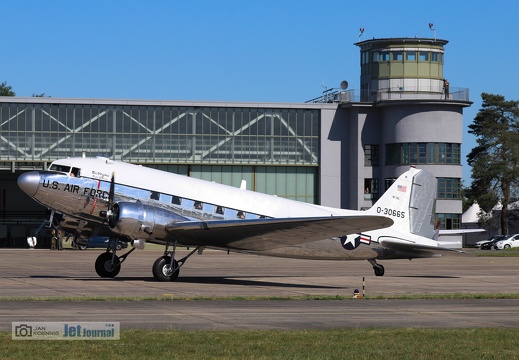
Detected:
left=419, top=51, right=429, bottom=61
left=361, top=51, right=369, bottom=64
left=392, top=51, right=402, bottom=61
left=406, top=51, right=416, bottom=61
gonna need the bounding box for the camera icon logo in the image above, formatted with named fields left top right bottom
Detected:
left=14, top=324, right=33, bottom=337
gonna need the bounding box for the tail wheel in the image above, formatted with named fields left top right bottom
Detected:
left=152, top=256, right=180, bottom=282
left=95, top=252, right=121, bottom=278
left=374, top=264, right=385, bottom=276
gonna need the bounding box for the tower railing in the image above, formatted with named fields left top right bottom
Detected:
left=306, top=87, right=469, bottom=103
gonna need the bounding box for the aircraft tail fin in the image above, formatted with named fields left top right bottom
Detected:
left=367, top=167, right=437, bottom=239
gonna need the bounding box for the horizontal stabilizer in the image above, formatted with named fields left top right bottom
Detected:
left=439, top=229, right=486, bottom=235
left=166, top=215, right=393, bottom=251
left=380, top=237, right=465, bottom=257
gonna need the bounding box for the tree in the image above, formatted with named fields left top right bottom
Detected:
left=0, top=81, right=15, bottom=96
left=467, top=93, right=519, bottom=235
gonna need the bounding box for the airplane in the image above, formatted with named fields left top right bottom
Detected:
left=17, top=156, right=463, bottom=281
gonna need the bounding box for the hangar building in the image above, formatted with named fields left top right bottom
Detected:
left=0, top=37, right=471, bottom=247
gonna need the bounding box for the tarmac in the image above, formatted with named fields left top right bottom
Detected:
left=1, top=248, right=518, bottom=329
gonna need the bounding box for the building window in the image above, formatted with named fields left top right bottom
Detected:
left=438, top=143, right=461, bottom=164
left=392, top=51, right=403, bottom=61
left=431, top=52, right=439, bottom=62
left=386, top=144, right=401, bottom=165
left=437, top=178, right=461, bottom=199
left=364, top=144, right=379, bottom=166
left=386, top=143, right=461, bottom=165
left=372, top=52, right=379, bottom=62
left=419, top=52, right=429, bottom=61
left=380, top=51, right=390, bottom=61
left=384, top=178, right=397, bottom=191
left=405, top=51, right=416, bottom=61
left=364, top=178, right=379, bottom=200
left=427, top=143, right=435, bottom=163
left=437, top=213, right=461, bottom=230
left=362, top=51, right=369, bottom=64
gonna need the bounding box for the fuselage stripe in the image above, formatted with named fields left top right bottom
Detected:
left=90, top=180, right=101, bottom=215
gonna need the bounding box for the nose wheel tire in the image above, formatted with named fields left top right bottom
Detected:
left=95, top=252, right=121, bottom=278
left=152, top=256, right=180, bottom=282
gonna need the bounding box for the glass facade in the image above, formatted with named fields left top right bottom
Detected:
left=0, top=103, right=320, bottom=166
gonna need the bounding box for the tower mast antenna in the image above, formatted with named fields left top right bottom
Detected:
left=428, top=23, right=436, bottom=41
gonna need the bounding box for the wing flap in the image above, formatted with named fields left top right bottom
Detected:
left=166, top=215, right=393, bottom=251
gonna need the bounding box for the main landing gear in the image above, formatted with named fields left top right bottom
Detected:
left=152, top=241, right=200, bottom=282
left=93, top=238, right=199, bottom=281
left=368, top=259, right=385, bottom=276
left=95, top=242, right=136, bottom=278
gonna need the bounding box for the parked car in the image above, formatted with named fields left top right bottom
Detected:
left=475, top=235, right=501, bottom=249
left=74, top=236, right=128, bottom=250
left=494, top=234, right=519, bottom=250
left=480, top=235, right=509, bottom=250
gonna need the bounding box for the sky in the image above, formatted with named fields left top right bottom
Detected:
left=2, top=0, right=518, bottom=183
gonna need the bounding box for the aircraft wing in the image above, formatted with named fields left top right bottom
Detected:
left=165, top=215, right=393, bottom=251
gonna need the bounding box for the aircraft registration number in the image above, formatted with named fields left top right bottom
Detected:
left=376, top=207, right=405, bottom=218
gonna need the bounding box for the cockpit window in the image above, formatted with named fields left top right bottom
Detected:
left=49, top=164, right=71, bottom=174
left=49, top=164, right=81, bottom=177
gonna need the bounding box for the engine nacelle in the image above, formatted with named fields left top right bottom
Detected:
left=109, top=201, right=188, bottom=241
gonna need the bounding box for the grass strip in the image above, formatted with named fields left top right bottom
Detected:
left=2, top=328, right=519, bottom=359
left=473, top=247, right=519, bottom=256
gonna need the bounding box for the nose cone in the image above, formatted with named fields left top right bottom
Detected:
left=18, top=171, right=41, bottom=197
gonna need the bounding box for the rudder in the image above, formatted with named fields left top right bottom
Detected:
left=367, top=167, right=437, bottom=238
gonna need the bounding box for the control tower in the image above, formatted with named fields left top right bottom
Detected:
left=355, top=37, right=451, bottom=101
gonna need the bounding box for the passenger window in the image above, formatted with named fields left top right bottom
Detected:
left=150, top=191, right=160, bottom=200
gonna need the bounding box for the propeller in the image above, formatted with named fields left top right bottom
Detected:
left=99, top=172, right=119, bottom=228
